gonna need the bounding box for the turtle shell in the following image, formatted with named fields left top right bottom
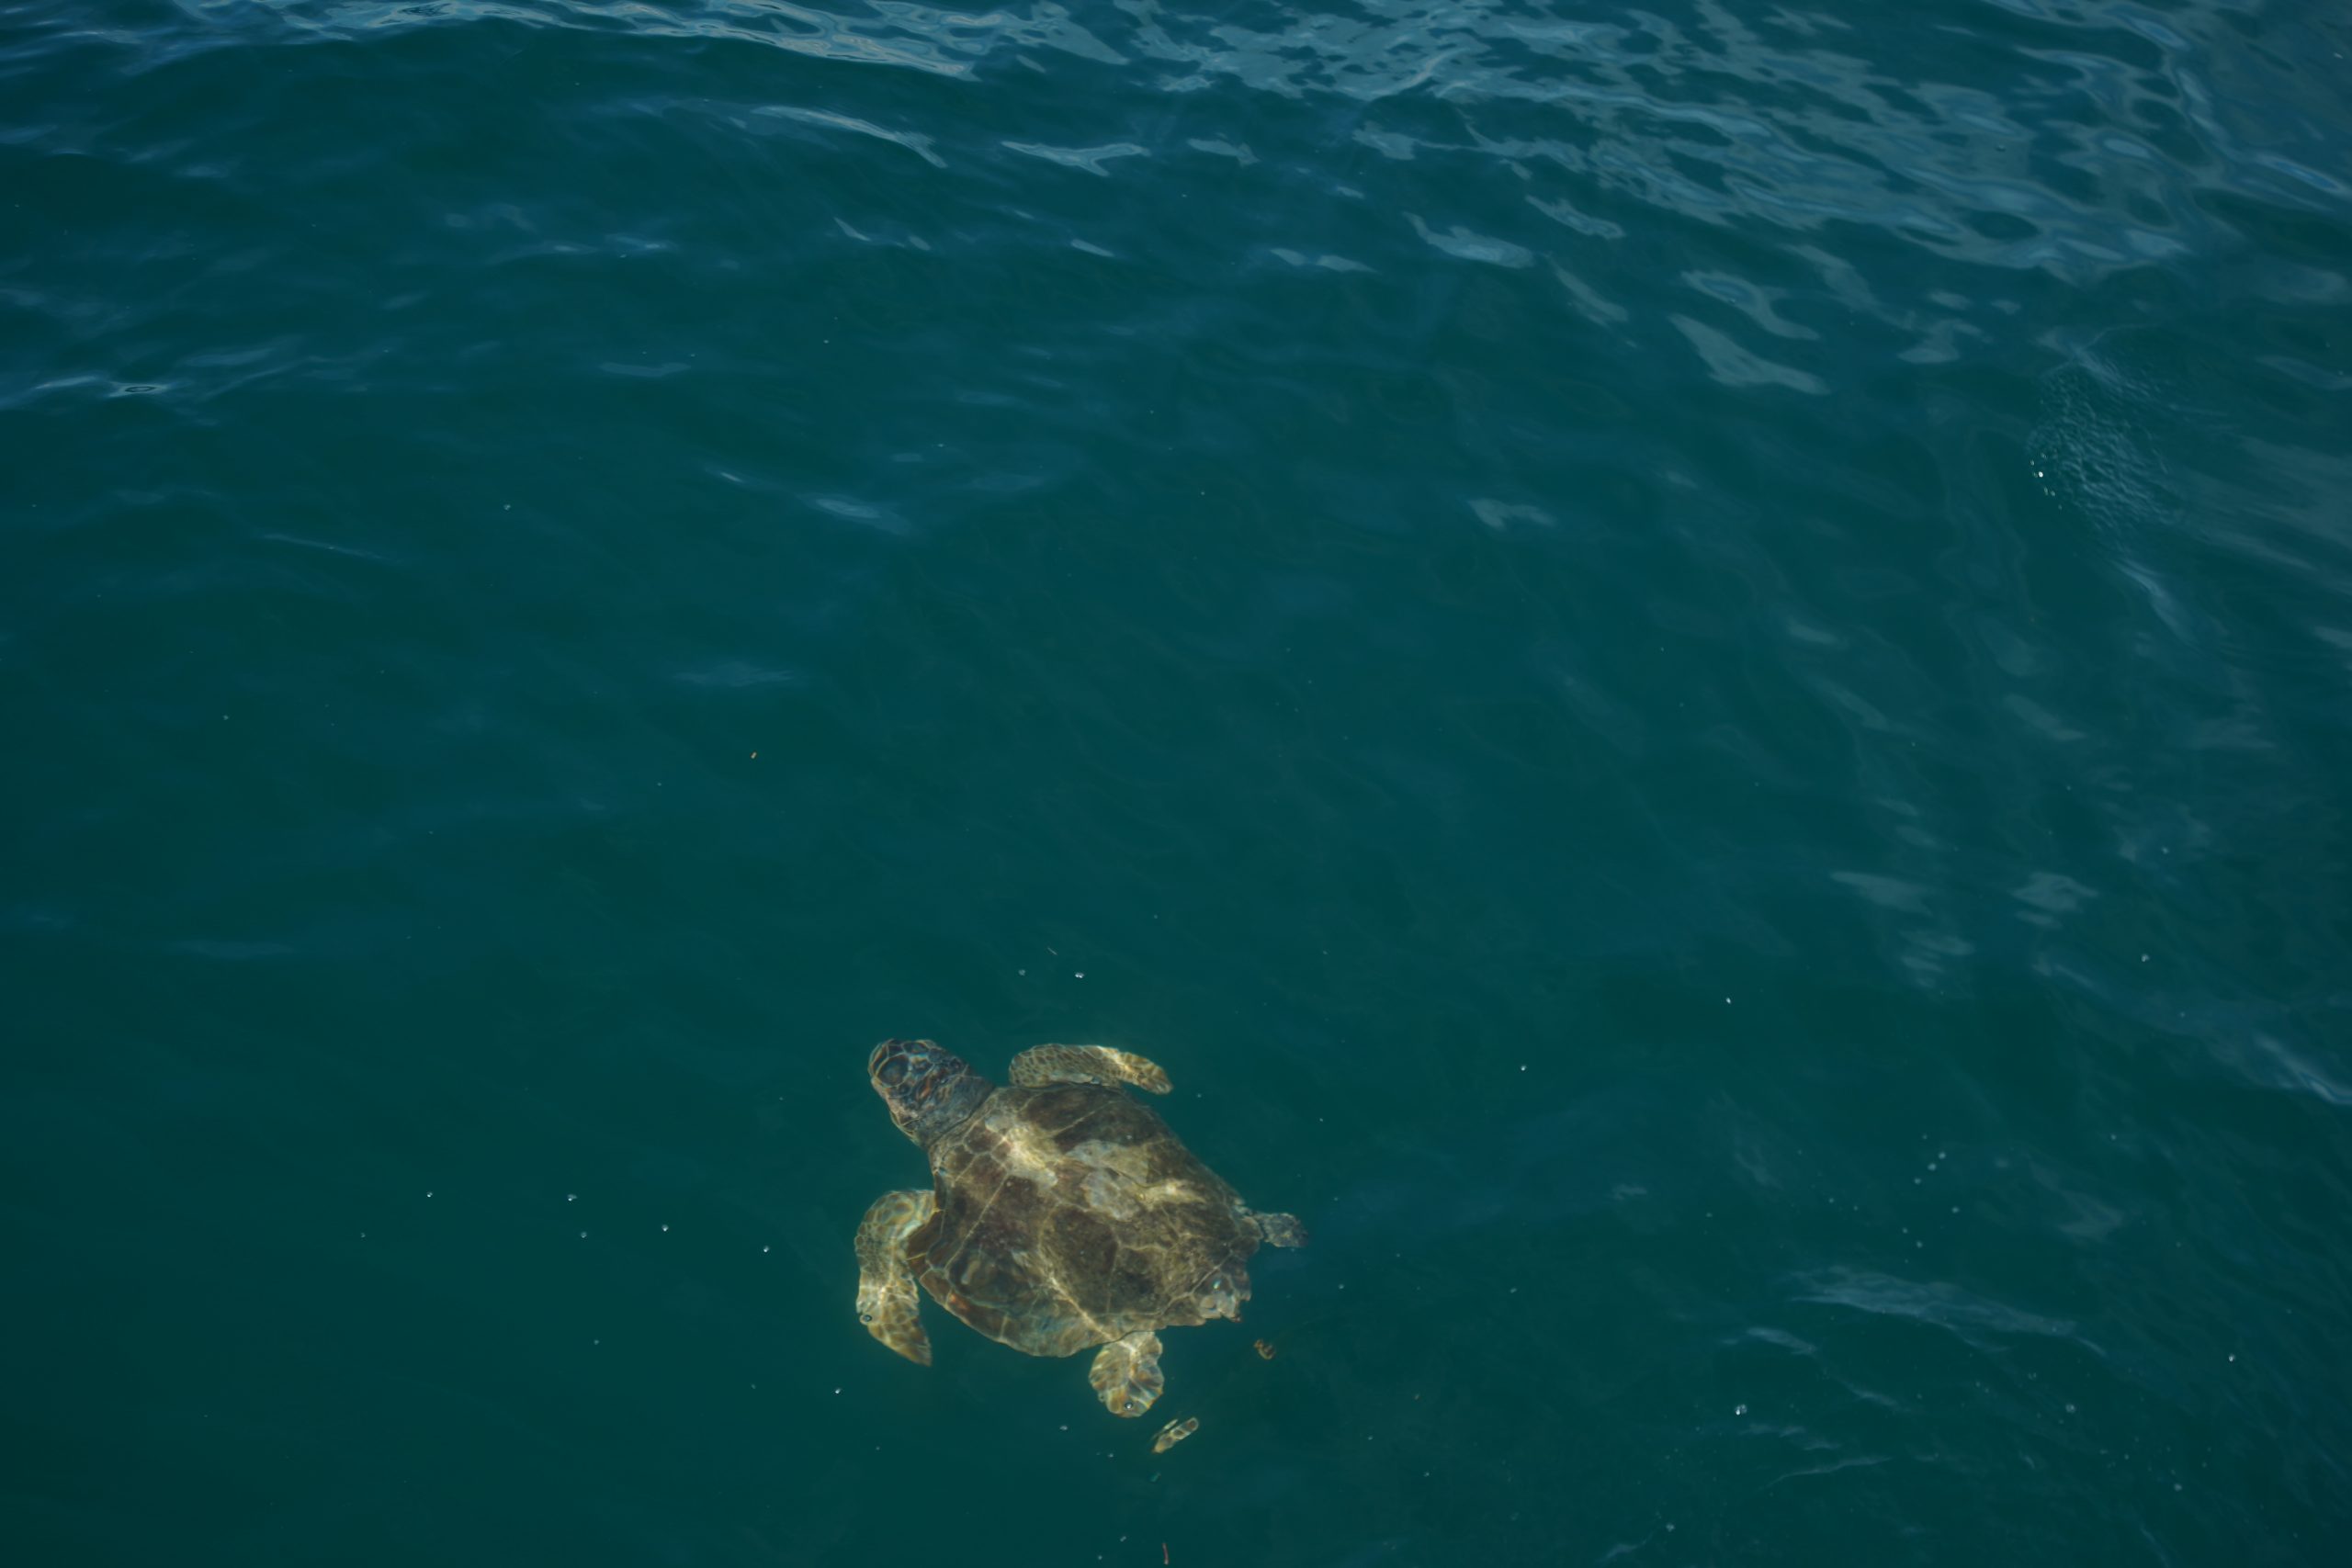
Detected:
left=906, top=1081, right=1260, bottom=1358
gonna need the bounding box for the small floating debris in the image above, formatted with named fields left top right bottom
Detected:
left=1151, top=1416, right=1199, bottom=1454
left=1253, top=1338, right=1278, bottom=1359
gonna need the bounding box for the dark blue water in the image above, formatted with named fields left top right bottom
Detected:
left=6, top=2, right=2350, bottom=1563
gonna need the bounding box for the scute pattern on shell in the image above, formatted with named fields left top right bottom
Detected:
left=906, top=1082, right=1261, bottom=1358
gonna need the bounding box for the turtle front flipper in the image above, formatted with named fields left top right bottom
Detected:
left=1249, top=1209, right=1308, bottom=1248
left=1088, top=1330, right=1165, bottom=1417
left=1010, top=1043, right=1172, bottom=1095
left=854, top=1189, right=937, bottom=1365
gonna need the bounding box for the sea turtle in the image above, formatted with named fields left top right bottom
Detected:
left=854, top=1038, right=1307, bottom=1418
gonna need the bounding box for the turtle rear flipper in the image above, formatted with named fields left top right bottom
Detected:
left=855, top=1189, right=936, bottom=1365
left=1089, top=1330, right=1165, bottom=1417
left=1250, top=1210, right=1308, bottom=1248
left=1010, top=1043, right=1172, bottom=1095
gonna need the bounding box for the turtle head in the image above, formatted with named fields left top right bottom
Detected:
left=868, top=1038, right=989, bottom=1147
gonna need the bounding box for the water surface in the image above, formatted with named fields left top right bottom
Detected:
left=6, top=2, right=2350, bottom=1563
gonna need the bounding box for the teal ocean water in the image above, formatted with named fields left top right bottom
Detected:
left=7, top=1, right=2351, bottom=1562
